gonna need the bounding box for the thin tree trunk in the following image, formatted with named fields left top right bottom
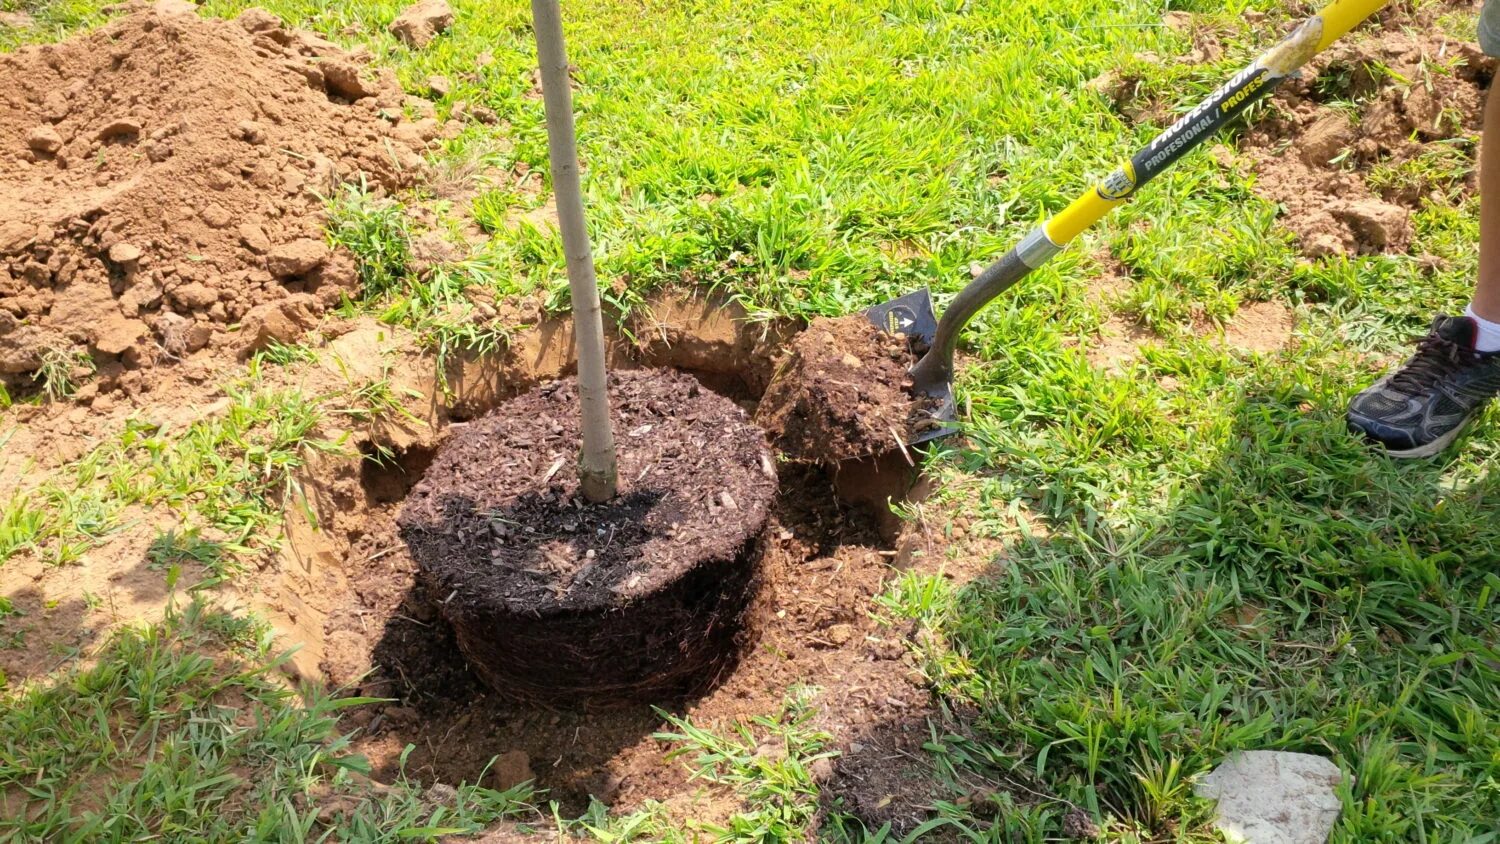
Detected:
left=530, top=0, right=616, bottom=502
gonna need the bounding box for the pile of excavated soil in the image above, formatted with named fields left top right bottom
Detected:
left=396, top=368, right=778, bottom=705
left=0, top=0, right=443, bottom=392
left=755, top=315, right=923, bottom=463
left=1236, top=1, right=1494, bottom=256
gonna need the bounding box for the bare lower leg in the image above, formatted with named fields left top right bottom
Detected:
left=1469, top=82, right=1500, bottom=321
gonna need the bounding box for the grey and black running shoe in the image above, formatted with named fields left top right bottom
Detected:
left=1347, top=315, right=1500, bottom=458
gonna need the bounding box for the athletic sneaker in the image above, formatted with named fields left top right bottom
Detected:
left=1346, top=315, right=1500, bottom=458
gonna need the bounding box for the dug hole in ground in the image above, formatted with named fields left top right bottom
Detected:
left=282, top=305, right=969, bottom=828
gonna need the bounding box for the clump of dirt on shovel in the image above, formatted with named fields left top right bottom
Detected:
left=755, top=315, right=922, bottom=464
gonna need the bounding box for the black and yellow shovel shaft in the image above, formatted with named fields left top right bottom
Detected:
left=908, top=0, right=1390, bottom=394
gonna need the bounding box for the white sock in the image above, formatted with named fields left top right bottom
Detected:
left=1464, top=304, right=1500, bottom=352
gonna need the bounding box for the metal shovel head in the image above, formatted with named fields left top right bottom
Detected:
left=864, top=288, right=958, bottom=446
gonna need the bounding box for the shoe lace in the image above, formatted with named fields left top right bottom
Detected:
left=1388, top=331, right=1475, bottom=393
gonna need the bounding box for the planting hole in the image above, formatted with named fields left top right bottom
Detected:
left=269, top=303, right=933, bottom=811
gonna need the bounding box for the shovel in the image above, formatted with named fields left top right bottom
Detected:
left=868, top=0, right=1390, bottom=444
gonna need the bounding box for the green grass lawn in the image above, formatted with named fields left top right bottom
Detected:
left=2, top=0, right=1498, bottom=840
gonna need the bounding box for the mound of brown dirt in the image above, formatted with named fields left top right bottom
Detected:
left=397, top=368, right=778, bottom=705
left=1237, top=3, right=1494, bottom=256
left=0, top=0, right=442, bottom=389
left=755, top=315, right=921, bottom=463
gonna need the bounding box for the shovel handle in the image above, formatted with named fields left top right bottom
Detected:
left=909, top=0, right=1389, bottom=394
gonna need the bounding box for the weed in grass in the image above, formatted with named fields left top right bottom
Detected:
left=37, top=482, right=120, bottom=565
left=252, top=340, right=320, bottom=368
left=325, top=177, right=414, bottom=301
left=1366, top=138, right=1477, bottom=203
left=656, top=686, right=835, bottom=842
left=470, top=187, right=521, bottom=234
left=322, top=182, right=532, bottom=378
left=555, top=798, right=680, bottom=843
left=335, top=374, right=423, bottom=425
left=0, top=494, right=46, bottom=562
left=423, top=136, right=514, bottom=198
left=146, top=528, right=230, bottom=578
left=327, top=353, right=426, bottom=428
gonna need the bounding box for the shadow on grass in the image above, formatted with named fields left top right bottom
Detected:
left=822, top=372, right=1500, bottom=840
left=0, top=544, right=197, bottom=687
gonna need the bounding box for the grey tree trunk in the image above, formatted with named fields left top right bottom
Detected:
left=530, top=0, right=617, bottom=502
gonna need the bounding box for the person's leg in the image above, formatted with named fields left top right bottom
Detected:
left=1467, top=81, right=1500, bottom=345
left=1346, top=13, right=1500, bottom=458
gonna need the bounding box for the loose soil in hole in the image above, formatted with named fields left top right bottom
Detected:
left=1234, top=0, right=1494, bottom=256
left=396, top=368, right=777, bottom=705
left=0, top=0, right=442, bottom=391
left=755, top=315, right=927, bottom=464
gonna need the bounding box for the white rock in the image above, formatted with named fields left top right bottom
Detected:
left=1195, top=751, right=1346, bottom=844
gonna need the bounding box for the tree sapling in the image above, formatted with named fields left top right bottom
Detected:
left=530, top=0, right=617, bottom=502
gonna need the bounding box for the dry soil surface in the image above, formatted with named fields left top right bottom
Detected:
left=0, top=0, right=443, bottom=393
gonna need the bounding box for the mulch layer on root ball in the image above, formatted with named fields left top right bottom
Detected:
left=397, top=368, right=777, bottom=705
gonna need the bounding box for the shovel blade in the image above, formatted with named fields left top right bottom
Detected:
left=864, top=288, right=958, bottom=446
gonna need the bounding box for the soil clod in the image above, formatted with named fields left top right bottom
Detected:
left=389, top=0, right=453, bottom=48
left=755, top=315, right=924, bottom=464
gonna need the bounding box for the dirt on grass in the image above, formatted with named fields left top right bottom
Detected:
left=1079, top=252, right=1295, bottom=371
left=1235, top=1, right=1494, bottom=257
left=396, top=368, right=777, bottom=705
left=755, top=315, right=923, bottom=464
left=0, top=0, right=443, bottom=394
left=1086, top=314, right=1155, bottom=372
left=1085, top=300, right=1295, bottom=374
